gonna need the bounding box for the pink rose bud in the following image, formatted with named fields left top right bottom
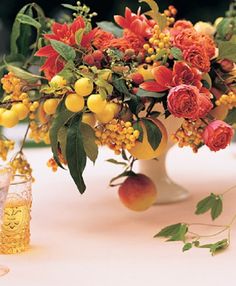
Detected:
left=203, top=120, right=234, bottom=151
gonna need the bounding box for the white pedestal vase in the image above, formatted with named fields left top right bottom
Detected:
left=138, top=115, right=189, bottom=204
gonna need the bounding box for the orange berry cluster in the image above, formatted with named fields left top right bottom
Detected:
left=171, top=119, right=204, bottom=153
left=47, top=152, right=67, bottom=172
left=95, top=119, right=140, bottom=155
left=163, top=5, right=177, bottom=26
left=144, top=26, right=171, bottom=63
left=29, top=121, right=51, bottom=144
left=9, top=152, right=34, bottom=180
left=1, top=72, right=25, bottom=99
left=0, top=139, right=14, bottom=161
left=47, top=158, right=58, bottom=172
left=215, top=91, right=236, bottom=109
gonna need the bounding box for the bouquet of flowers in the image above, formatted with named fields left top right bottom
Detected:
left=0, top=0, right=236, bottom=253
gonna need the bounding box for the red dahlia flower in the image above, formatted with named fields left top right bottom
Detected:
left=140, top=61, right=202, bottom=92
left=35, top=17, right=96, bottom=79
left=114, top=7, right=154, bottom=38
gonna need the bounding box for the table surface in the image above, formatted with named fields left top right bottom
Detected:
left=1, top=144, right=236, bottom=286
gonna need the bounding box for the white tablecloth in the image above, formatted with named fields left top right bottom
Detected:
left=1, top=145, right=236, bottom=286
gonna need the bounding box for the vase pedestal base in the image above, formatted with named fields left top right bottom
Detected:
left=153, top=177, right=190, bottom=204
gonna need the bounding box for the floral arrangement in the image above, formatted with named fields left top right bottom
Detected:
left=0, top=0, right=235, bottom=254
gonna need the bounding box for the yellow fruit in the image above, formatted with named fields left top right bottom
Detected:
left=96, top=104, right=115, bottom=123
left=0, top=108, right=6, bottom=124
left=65, top=93, right=85, bottom=113
left=210, top=105, right=228, bottom=120
left=82, top=113, right=96, bottom=127
left=43, top=99, right=60, bottom=115
left=118, top=174, right=157, bottom=211
left=137, top=64, right=154, bottom=81
left=108, top=102, right=121, bottom=116
left=1, top=110, right=19, bottom=128
left=129, top=118, right=167, bottom=160
left=87, top=94, right=107, bottom=114
left=11, top=103, right=29, bottom=120
left=74, top=77, right=94, bottom=97
left=100, top=70, right=112, bottom=81
left=50, top=75, right=67, bottom=87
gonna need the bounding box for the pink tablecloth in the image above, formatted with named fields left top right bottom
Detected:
left=1, top=145, right=236, bottom=286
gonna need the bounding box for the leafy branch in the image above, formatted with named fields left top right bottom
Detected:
left=155, top=185, right=236, bottom=255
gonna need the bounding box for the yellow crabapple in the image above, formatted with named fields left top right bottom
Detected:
left=65, top=93, right=85, bottom=113
left=74, top=77, right=94, bottom=97
left=87, top=94, right=107, bottom=114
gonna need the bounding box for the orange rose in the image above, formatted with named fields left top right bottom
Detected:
left=183, top=45, right=210, bottom=73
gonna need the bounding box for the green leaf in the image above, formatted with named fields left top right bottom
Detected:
left=216, top=18, right=236, bottom=41
left=142, top=118, right=162, bottom=151
left=195, top=194, right=216, bottom=215
left=133, top=121, right=144, bottom=142
left=10, top=4, right=32, bottom=55
left=112, top=75, right=132, bottom=101
left=50, top=40, right=76, bottom=61
left=183, top=243, right=192, bottom=252
left=202, top=73, right=212, bottom=89
left=6, top=65, right=43, bottom=82
left=66, top=114, right=87, bottom=194
left=211, top=196, right=223, bottom=220
left=97, top=21, right=123, bottom=37
left=109, top=171, right=136, bottom=187
left=57, top=126, right=68, bottom=161
left=225, top=107, right=236, bottom=124
left=155, top=223, right=188, bottom=242
left=137, top=88, right=166, bottom=99
left=58, top=60, right=75, bottom=83
left=61, top=3, right=79, bottom=11
left=49, top=102, right=74, bottom=167
left=75, top=29, right=85, bottom=46
left=127, top=94, right=145, bottom=116
left=95, top=79, right=113, bottom=95
left=98, top=87, right=107, bottom=100
left=106, top=159, right=127, bottom=167
left=170, top=47, right=183, bottom=60
left=218, top=40, right=236, bottom=62
left=17, top=14, right=41, bottom=29
left=80, top=122, right=98, bottom=163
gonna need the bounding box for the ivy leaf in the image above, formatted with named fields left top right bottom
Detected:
left=80, top=122, right=98, bottom=164
left=133, top=121, right=144, bottom=142
left=195, top=194, right=216, bottom=215
left=183, top=243, right=192, bottom=252
left=97, top=21, right=123, bottom=37
left=142, top=118, right=162, bottom=150
left=211, top=196, right=223, bottom=220
left=170, top=47, right=183, bottom=60
left=154, top=223, right=188, bottom=242
left=136, top=88, right=166, bottom=99
left=200, top=239, right=229, bottom=255
left=195, top=193, right=223, bottom=220
left=66, top=113, right=87, bottom=194
left=49, top=102, right=74, bottom=168
left=50, top=39, right=76, bottom=61
left=106, top=159, right=127, bottom=167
